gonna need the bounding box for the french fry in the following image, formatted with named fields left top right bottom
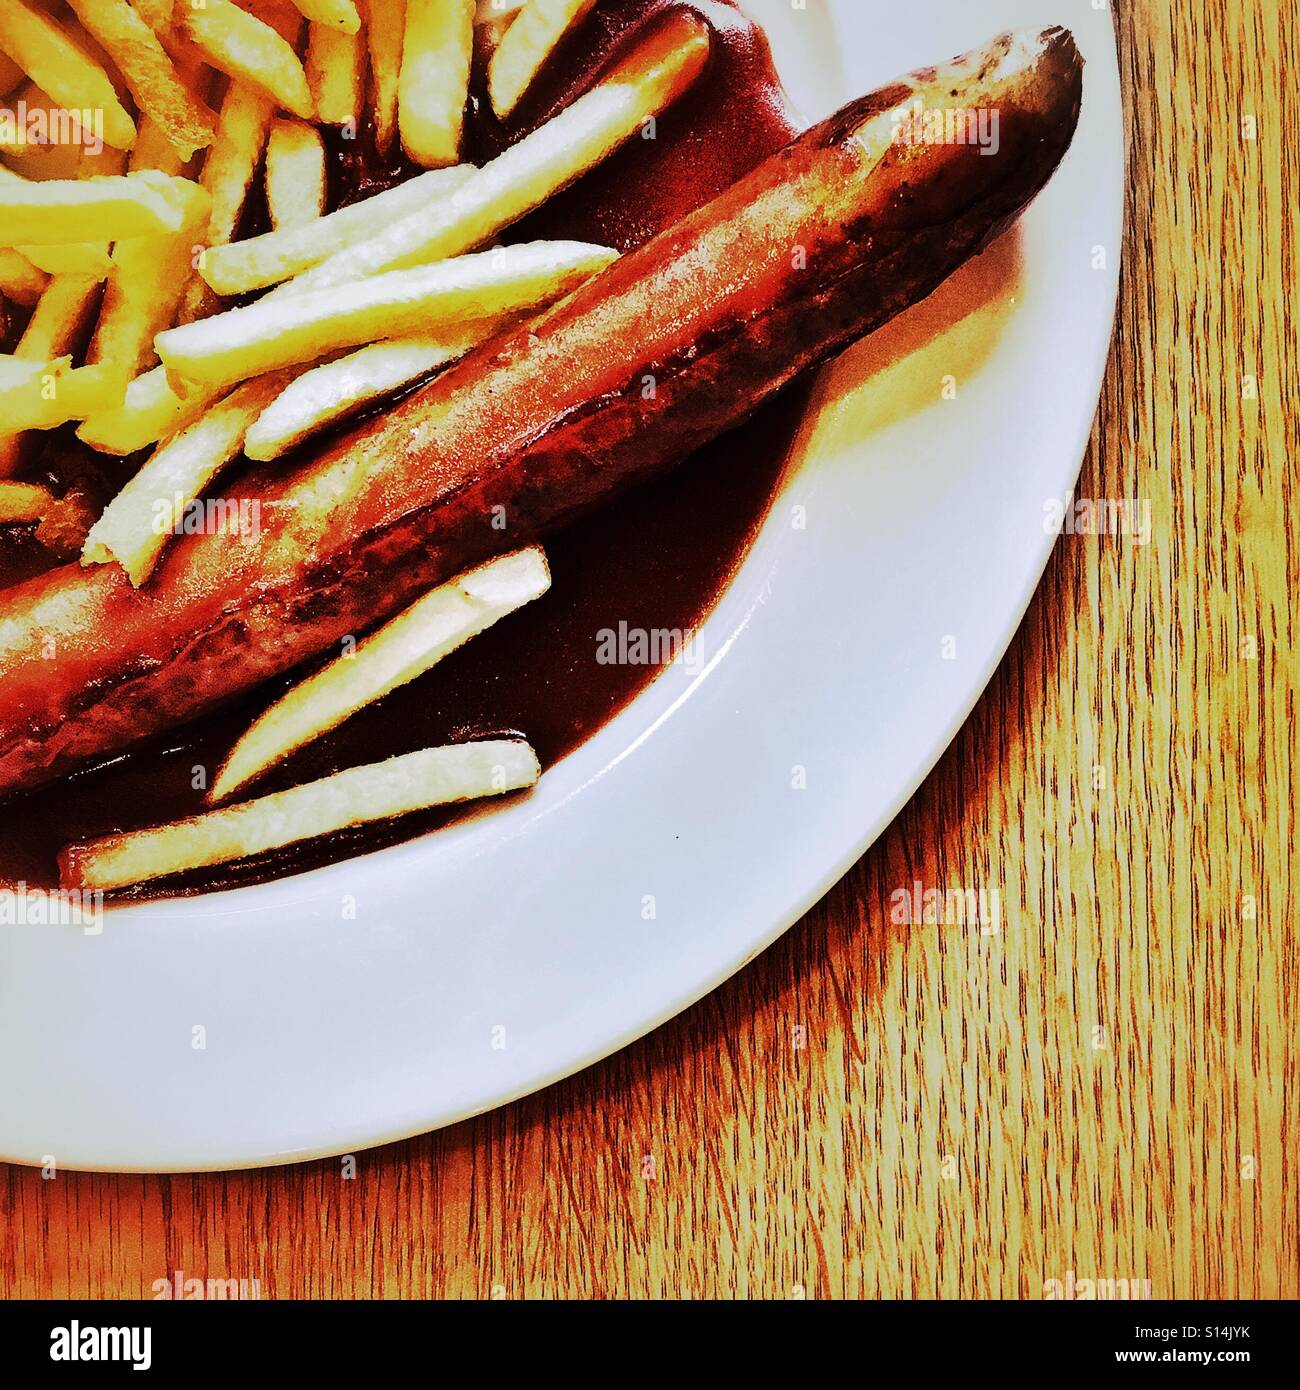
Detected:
left=488, top=0, right=597, bottom=119
left=0, top=480, right=55, bottom=523
left=85, top=110, right=203, bottom=391
left=130, top=117, right=186, bottom=177
left=82, top=373, right=292, bottom=584
left=306, top=23, right=364, bottom=128
left=64, top=0, right=217, bottom=161
left=18, top=243, right=113, bottom=276
left=362, top=0, right=405, bottom=154
left=233, top=0, right=307, bottom=45
left=0, top=357, right=119, bottom=430
left=76, top=364, right=217, bottom=455
left=176, top=81, right=275, bottom=325
left=60, top=740, right=541, bottom=890
left=200, top=163, right=473, bottom=295
left=264, top=118, right=326, bottom=230
left=197, top=81, right=275, bottom=249
left=244, top=318, right=510, bottom=459
left=288, top=0, right=361, bottom=31
left=0, top=272, right=101, bottom=474
left=130, top=46, right=215, bottom=176
left=0, top=353, right=57, bottom=395
left=0, top=249, right=50, bottom=306
left=158, top=239, right=617, bottom=386
left=178, top=0, right=314, bottom=119
left=399, top=0, right=474, bottom=168
left=211, top=548, right=550, bottom=799
left=0, top=171, right=210, bottom=244
left=131, top=0, right=175, bottom=32
left=8, top=276, right=101, bottom=364
left=0, top=1, right=137, bottom=151
left=0, top=163, right=113, bottom=278
left=87, top=233, right=196, bottom=389
left=292, top=12, right=708, bottom=294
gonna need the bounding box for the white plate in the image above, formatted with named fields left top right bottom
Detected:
left=0, top=0, right=1122, bottom=1171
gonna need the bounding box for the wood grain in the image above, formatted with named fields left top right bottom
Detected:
left=1, top=0, right=1294, bottom=1299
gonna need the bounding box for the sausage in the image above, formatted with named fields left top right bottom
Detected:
left=0, top=26, right=1084, bottom=796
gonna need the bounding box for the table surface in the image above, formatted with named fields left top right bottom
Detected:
left=2, top=0, right=1295, bottom=1300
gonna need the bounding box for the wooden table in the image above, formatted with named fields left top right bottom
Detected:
left=2, top=0, right=1294, bottom=1299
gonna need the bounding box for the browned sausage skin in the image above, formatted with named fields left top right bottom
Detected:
left=0, top=27, right=1083, bottom=796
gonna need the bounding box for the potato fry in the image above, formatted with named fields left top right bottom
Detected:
left=60, top=740, right=541, bottom=890
left=130, top=117, right=186, bottom=176
left=362, top=0, right=405, bottom=154
left=16, top=242, right=112, bottom=276
left=76, top=364, right=217, bottom=454
left=0, top=165, right=111, bottom=275
left=399, top=0, right=474, bottom=168
left=9, top=275, right=101, bottom=364
left=306, top=23, right=364, bottom=128
left=292, top=12, right=708, bottom=293
left=264, top=118, right=325, bottom=230
left=0, top=1, right=137, bottom=151
left=212, top=548, right=550, bottom=799
left=0, top=353, right=57, bottom=395
left=0, top=272, right=101, bottom=474
left=64, top=0, right=216, bottom=161
left=0, top=480, right=55, bottom=523
left=0, top=171, right=210, bottom=244
left=488, top=0, right=597, bottom=118
left=233, top=0, right=307, bottom=44
left=83, top=122, right=205, bottom=389
left=201, top=82, right=275, bottom=248
left=0, top=357, right=119, bottom=430
left=201, top=163, right=473, bottom=294
left=244, top=318, right=511, bottom=459
left=0, top=249, right=49, bottom=306
left=176, top=82, right=275, bottom=325
left=159, top=239, right=616, bottom=386
left=82, top=373, right=291, bottom=584
left=3, top=142, right=128, bottom=279
left=291, top=0, right=361, bottom=35
left=131, top=0, right=175, bottom=32
left=178, top=0, right=314, bottom=119
left=87, top=233, right=196, bottom=389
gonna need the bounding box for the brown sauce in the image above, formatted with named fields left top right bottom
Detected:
left=0, top=0, right=803, bottom=899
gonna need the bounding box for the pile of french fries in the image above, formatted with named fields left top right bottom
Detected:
left=0, top=0, right=713, bottom=889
